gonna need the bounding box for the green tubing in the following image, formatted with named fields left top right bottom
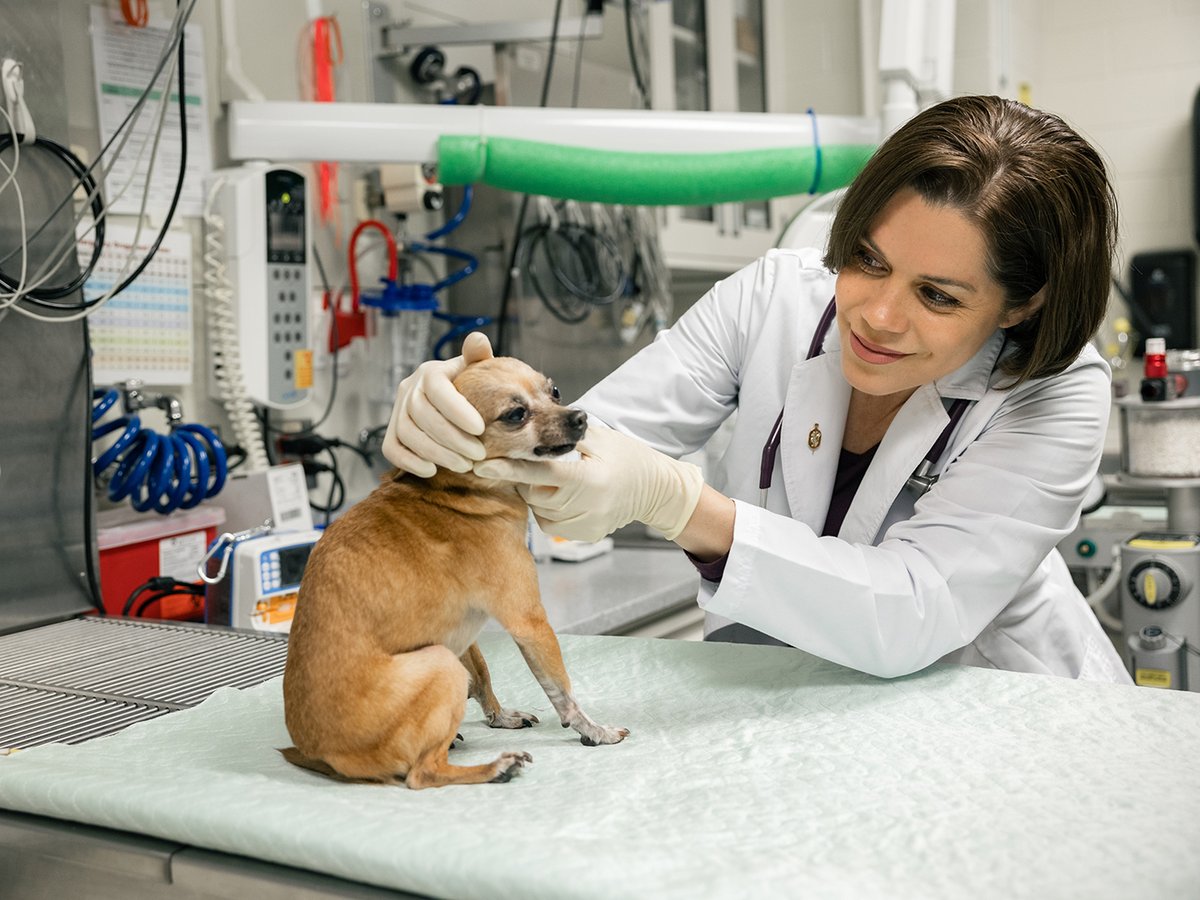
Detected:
left=437, top=135, right=876, bottom=205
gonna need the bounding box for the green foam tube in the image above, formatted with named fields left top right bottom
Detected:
left=438, top=135, right=875, bottom=205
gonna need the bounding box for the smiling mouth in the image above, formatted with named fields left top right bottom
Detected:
left=534, top=442, right=577, bottom=457
left=851, top=331, right=910, bottom=363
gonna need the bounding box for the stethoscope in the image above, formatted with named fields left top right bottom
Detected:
left=758, top=297, right=972, bottom=507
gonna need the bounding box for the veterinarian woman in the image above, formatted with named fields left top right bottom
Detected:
left=382, top=95, right=1132, bottom=684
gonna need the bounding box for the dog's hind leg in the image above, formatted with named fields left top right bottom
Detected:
left=402, top=645, right=534, bottom=787
left=460, top=643, right=540, bottom=730
left=321, top=646, right=533, bottom=788
left=405, top=746, right=532, bottom=789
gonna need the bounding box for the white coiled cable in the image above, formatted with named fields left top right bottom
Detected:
left=202, top=178, right=270, bottom=471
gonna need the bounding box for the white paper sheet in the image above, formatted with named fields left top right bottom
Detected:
left=2, top=633, right=1199, bottom=899
left=79, top=223, right=192, bottom=385
left=89, top=5, right=212, bottom=218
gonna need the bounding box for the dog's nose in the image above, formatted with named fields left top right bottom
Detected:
left=566, top=408, right=587, bottom=438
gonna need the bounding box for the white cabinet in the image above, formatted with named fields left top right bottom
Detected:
left=647, top=0, right=787, bottom=272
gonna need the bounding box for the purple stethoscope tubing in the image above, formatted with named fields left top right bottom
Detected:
left=757, top=296, right=971, bottom=506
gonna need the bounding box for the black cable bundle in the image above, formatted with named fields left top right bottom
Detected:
left=0, top=135, right=106, bottom=304
left=517, top=216, right=627, bottom=324
left=122, top=575, right=204, bottom=618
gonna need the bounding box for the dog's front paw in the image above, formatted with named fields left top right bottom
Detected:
left=486, top=709, right=540, bottom=729
left=577, top=723, right=629, bottom=746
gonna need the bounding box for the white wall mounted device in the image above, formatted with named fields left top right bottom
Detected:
left=205, top=163, right=312, bottom=409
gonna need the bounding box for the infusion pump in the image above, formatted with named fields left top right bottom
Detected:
left=204, top=529, right=322, bottom=633
left=205, top=163, right=312, bottom=408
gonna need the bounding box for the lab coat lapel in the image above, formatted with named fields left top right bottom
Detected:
left=779, top=352, right=849, bottom=529
left=838, top=386, right=947, bottom=545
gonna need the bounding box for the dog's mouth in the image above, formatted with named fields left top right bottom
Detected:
left=533, top=442, right=577, bottom=457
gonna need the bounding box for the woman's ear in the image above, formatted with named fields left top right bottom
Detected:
left=1002, top=286, right=1047, bottom=329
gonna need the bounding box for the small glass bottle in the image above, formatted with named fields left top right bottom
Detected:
left=1140, top=337, right=1172, bottom=402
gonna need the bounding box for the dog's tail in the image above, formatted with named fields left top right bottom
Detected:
left=278, top=746, right=401, bottom=785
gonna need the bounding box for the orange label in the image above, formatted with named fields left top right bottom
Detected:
left=294, top=349, right=314, bottom=389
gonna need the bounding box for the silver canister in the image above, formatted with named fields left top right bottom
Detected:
left=1127, top=625, right=1188, bottom=690
left=1117, top=396, right=1200, bottom=479
left=1167, top=349, right=1200, bottom=398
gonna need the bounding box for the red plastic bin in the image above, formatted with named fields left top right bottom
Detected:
left=96, top=506, right=226, bottom=620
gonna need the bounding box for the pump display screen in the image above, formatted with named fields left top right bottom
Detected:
left=277, top=543, right=313, bottom=588
left=264, top=168, right=306, bottom=263
left=268, top=209, right=304, bottom=254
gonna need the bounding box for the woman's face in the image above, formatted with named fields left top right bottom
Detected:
left=834, top=188, right=1037, bottom=398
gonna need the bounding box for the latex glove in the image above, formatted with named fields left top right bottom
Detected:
left=380, top=331, right=494, bottom=477
left=474, top=425, right=705, bottom=543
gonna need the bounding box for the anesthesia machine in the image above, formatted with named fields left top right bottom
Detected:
left=1113, top=339, right=1200, bottom=690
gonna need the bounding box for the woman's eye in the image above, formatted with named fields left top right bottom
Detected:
left=853, top=248, right=885, bottom=273
left=501, top=407, right=528, bottom=425
left=920, top=286, right=961, bottom=309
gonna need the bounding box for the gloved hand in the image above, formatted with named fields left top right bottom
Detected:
left=380, top=331, right=494, bottom=477
left=474, top=425, right=705, bottom=543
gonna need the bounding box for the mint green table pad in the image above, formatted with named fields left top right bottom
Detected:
left=2, top=633, right=1199, bottom=899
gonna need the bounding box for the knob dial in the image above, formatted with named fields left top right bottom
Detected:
left=1126, top=559, right=1186, bottom=609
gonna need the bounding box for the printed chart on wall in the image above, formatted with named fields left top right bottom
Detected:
left=78, top=224, right=193, bottom=386
left=89, top=5, right=213, bottom=217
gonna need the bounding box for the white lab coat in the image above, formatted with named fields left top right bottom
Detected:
left=578, top=248, right=1131, bottom=684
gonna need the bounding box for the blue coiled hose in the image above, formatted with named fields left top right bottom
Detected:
left=91, top=388, right=228, bottom=514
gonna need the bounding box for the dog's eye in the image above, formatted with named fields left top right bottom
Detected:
left=501, top=406, right=528, bottom=425
left=550, top=385, right=561, bottom=402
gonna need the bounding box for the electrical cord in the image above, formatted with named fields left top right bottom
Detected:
left=544, top=222, right=624, bottom=304
left=0, top=104, right=22, bottom=202
left=278, top=432, right=371, bottom=468
left=624, top=0, right=651, bottom=109
left=495, top=0, right=565, bottom=354
left=0, top=134, right=105, bottom=302
left=0, top=47, right=176, bottom=316
left=515, top=201, right=630, bottom=324
left=0, top=49, right=177, bottom=313
left=357, top=424, right=389, bottom=469
left=93, top=7, right=189, bottom=306
left=1110, top=275, right=1162, bottom=349
left=0, top=0, right=195, bottom=272
left=82, top=321, right=106, bottom=612
left=516, top=223, right=591, bottom=324
left=304, top=243, right=341, bottom=433
left=1, top=3, right=188, bottom=321
left=275, top=430, right=370, bottom=525
left=122, top=575, right=203, bottom=618
left=303, top=454, right=345, bottom=526
left=571, top=7, right=588, bottom=108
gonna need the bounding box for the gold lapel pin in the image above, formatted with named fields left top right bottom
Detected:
left=808, top=423, right=822, bottom=452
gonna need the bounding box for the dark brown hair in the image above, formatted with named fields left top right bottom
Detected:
left=824, top=95, right=1118, bottom=385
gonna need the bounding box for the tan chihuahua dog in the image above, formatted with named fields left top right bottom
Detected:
left=281, top=355, right=628, bottom=788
